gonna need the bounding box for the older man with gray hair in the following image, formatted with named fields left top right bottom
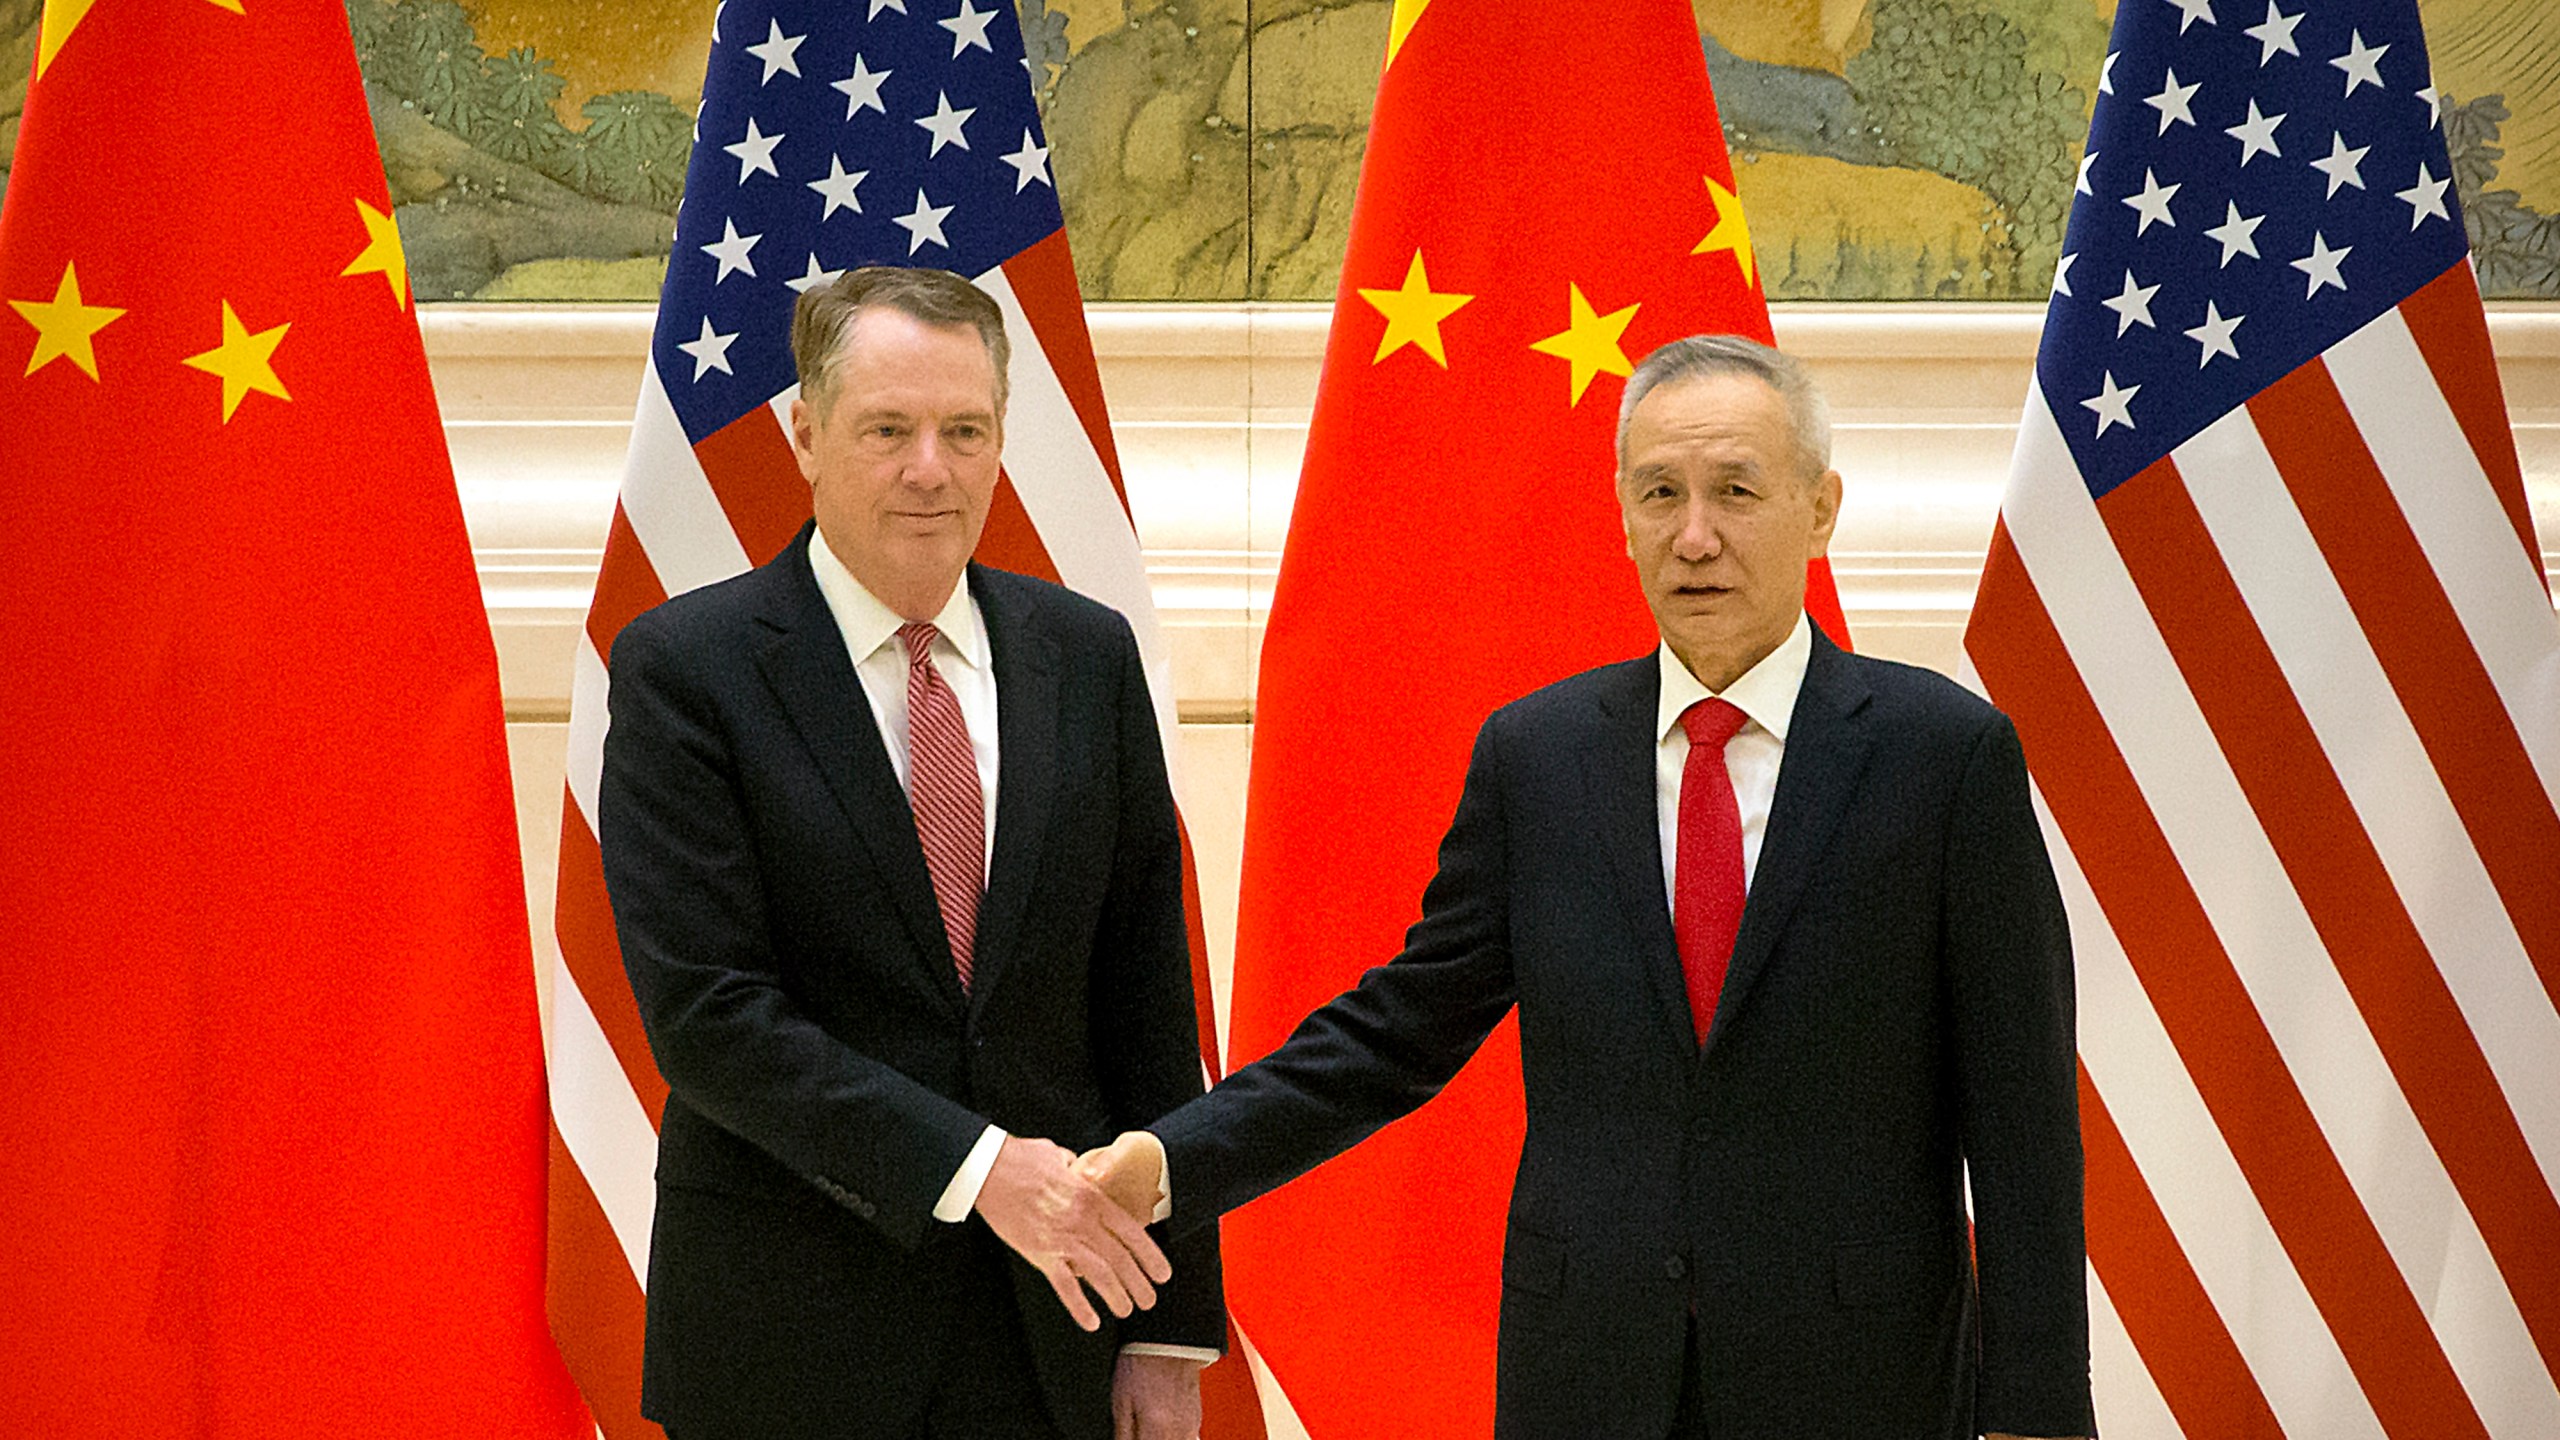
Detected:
left=603, top=266, right=1223, bottom=1440
left=1087, top=334, right=2096, bottom=1440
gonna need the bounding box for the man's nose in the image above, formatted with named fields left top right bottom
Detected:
left=1672, top=502, right=1720, bottom=562
left=903, top=429, right=952, bottom=483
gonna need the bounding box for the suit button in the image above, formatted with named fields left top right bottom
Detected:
left=1690, top=1118, right=1712, bottom=1142
left=1664, top=1255, right=1688, bottom=1280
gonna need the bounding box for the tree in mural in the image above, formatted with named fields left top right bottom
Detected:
left=347, top=0, right=690, bottom=218
left=480, top=46, right=577, bottom=171
left=574, top=90, right=694, bottom=211
left=1844, top=0, right=2088, bottom=295
left=2444, top=92, right=2560, bottom=297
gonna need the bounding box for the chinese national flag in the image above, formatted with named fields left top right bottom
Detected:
left=1222, top=2, right=1845, bottom=1435
left=0, top=3, right=588, bottom=1435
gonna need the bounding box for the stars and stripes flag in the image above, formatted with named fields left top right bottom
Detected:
left=1219, top=2, right=1844, bottom=1436
left=540, top=2, right=1266, bottom=1435
left=1963, top=0, right=2560, bottom=1435
left=0, top=1, right=585, bottom=1434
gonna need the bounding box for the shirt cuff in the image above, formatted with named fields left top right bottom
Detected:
left=1119, top=1343, right=1221, bottom=1364
left=932, top=1124, right=1008, bottom=1222
left=1138, top=1129, right=1172, bottom=1223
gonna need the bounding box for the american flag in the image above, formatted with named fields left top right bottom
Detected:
left=540, top=5, right=1233, bottom=1435
left=1963, top=0, right=2560, bottom=1436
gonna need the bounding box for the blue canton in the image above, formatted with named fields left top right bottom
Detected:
left=652, top=0, right=1061, bottom=443
left=2039, top=0, right=2466, bottom=497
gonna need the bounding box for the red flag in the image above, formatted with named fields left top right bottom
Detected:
left=1222, top=3, right=1844, bottom=1433
left=0, top=4, right=588, bottom=1435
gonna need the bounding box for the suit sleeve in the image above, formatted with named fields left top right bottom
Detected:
left=1153, top=710, right=1521, bottom=1230
left=600, top=613, right=988, bottom=1249
left=1087, top=618, right=1227, bottom=1351
left=1944, top=713, right=2097, bottom=1437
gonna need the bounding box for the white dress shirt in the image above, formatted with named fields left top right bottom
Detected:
left=807, top=534, right=1000, bottom=870
left=806, top=538, right=1012, bottom=1222
left=810, top=539, right=1216, bottom=1363
left=1653, top=614, right=1813, bottom=907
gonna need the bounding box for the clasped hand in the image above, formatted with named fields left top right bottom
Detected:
left=973, top=1134, right=1172, bottom=1331
left=1075, top=1131, right=1164, bottom=1221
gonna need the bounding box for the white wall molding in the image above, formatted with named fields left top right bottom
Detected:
left=429, top=302, right=2560, bottom=716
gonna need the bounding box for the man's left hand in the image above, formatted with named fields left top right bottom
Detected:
left=1111, top=1351, right=1205, bottom=1440
left=1078, top=1131, right=1165, bottom=1222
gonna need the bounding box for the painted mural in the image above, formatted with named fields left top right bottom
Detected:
left=1, top=0, right=2550, bottom=300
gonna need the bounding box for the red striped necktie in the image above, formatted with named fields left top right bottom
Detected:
left=898, top=622, right=984, bottom=990
left=1675, top=698, right=1750, bottom=1044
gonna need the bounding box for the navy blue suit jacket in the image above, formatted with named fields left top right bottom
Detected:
left=600, top=527, right=1222, bottom=1437
left=1156, top=631, right=2092, bottom=1440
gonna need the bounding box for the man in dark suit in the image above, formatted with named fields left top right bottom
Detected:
left=601, top=266, right=1222, bottom=1440
left=1087, top=336, right=2095, bottom=1440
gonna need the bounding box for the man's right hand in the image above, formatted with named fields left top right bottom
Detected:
left=974, top=1134, right=1171, bottom=1332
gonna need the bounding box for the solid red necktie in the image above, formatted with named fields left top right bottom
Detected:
left=898, top=622, right=984, bottom=990
left=1675, top=698, right=1750, bottom=1044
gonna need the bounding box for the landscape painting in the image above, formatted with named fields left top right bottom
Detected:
left=1, top=0, right=2550, bottom=300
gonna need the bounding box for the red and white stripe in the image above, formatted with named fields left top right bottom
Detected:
left=543, top=236, right=1261, bottom=1439
left=1964, top=260, right=2560, bottom=1440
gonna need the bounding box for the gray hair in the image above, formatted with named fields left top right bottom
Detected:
left=792, top=265, right=1010, bottom=417
left=1615, top=334, right=1832, bottom=479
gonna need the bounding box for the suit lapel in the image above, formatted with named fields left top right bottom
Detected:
left=962, top=567, right=1057, bottom=1013
left=1707, top=630, right=1873, bottom=1049
left=751, top=527, right=965, bottom=1014
left=1583, top=658, right=1700, bottom=1055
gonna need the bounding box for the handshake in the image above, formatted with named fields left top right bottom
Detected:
left=971, top=1130, right=1171, bottom=1332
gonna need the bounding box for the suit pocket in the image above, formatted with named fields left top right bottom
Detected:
left=1832, top=1228, right=1955, bottom=1310
left=1502, top=1225, right=1566, bottom=1298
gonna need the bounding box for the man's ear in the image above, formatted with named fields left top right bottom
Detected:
left=1808, top=469, right=1843, bottom=558
left=788, top=394, right=818, bottom=480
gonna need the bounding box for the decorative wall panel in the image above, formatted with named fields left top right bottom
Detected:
left=11, top=1, right=2549, bottom=301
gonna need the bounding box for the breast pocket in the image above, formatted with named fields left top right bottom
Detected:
left=1503, top=1224, right=1567, bottom=1298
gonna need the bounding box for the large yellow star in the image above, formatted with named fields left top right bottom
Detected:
left=1385, top=0, right=1432, bottom=67
left=1693, top=174, right=1758, bottom=289
left=1527, top=282, right=1640, bottom=407
left=181, top=301, right=291, bottom=423
left=38, top=0, right=242, bottom=80
left=342, top=198, right=410, bottom=309
left=10, top=260, right=125, bottom=381
left=35, top=0, right=97, bottom=79
left=1357, top=250, right=1472, bottom=368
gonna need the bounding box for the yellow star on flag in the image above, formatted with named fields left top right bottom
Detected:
left=10, top=260, right=126, bottom=381
left=38, top=0, right=242, bottom=79
left=342, top=198, right=411, bottom=309
left=1358, top=250, right=1472, bottom=368
left=1527, top=282, right=1640, bottom=406
left=1385, top=0, right=1432, bottom=67
left=1693, top=174, right=1757, bottom=289
left=182, top=301, right=292, bottom=423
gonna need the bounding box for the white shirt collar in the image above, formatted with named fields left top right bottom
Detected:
left=806, top=529, right=989, bottom=674
left=1655, top=614, right=1813, bottom=747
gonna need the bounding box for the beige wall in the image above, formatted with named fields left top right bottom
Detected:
left=436, top=303, right=2560, bottom=1051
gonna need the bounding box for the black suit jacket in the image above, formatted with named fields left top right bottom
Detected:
left=600, top=526, right=1222, bottom=1438
left=1156, top=631, right=2092, bottom=1440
